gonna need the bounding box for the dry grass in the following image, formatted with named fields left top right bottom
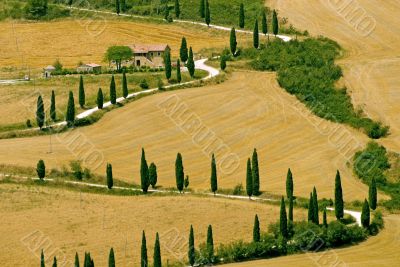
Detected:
left=0, top=183, right=309, bottom=266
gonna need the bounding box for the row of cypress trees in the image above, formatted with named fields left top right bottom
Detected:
left=36, top=91, right=56, bottom=129
left=179, top=37, right=195, bottom=77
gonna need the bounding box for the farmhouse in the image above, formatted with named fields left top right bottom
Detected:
left=77, top=63, right=102, bottom=73
left=129, top=44, right=169, bottom=68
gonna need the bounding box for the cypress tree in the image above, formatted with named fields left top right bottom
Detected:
left=52, top=256, right=57, bottom=267
left=199, top=0, right=205, bottom=18
left=36, top=95, right=45, bottom=129
left=153, top=233, right=161, bottom=267
left=253, top=214, right=260, bottom=242
left=272, top=10, right=279, bottom=36
left=97, top=88, right=103, bottom=109
left=286, top=168, right=293, bottom=199
left=37, top=159, right=46, bottom=179
left=246, top=158, right=253, bottom=199
left=279, top=196, right=288, bottom=238
left=175, top=0, right=180, bottom=18
left=288, top=195, right=294, bottom=237
left=165, top=49, right=172, bottom=80
left=149, top=162, right=158, bottom=188
left=50, top=90, right=56, bottom=121
left=122, top=70, right=128, bottom=98
left=187, top=47, right=195, bottom=78
left=188, top=225, right=195, bottom=266
left=206, top=225, right=214, bottom=263
left=210, top=153, right=218, bottom=195
left=164, top=3, right=169, bottom=20
left=220, top=56, right=226, bottom=70
left=334, top=170, right=344, bottom=220
left=361, top=199, right=370, bottom=228
left=261, top=12, right=268, bottom=36
left=140, top=148, right=150, bottom=193
left=253, top=19, right=259, bottom=49
left=141, top=231, right=148, bottom=267
left=41, top=250, right=45, bottom=267
left=176, top=59, right=182, bottom=83
left=312, top=187, right=319, bottom=225
left=175, top=152, right=184, bottom=193
left=75, top=252, right=80, bottom=267
left=184, top=175, right=189, bottom=189
left=323, top=207, right=328, bottom=227
left=230, top=27, right=237, bottom=56
left=106, top=163, right=113, bottom=189
left=109, top=247, right=115, bottom=267
left=252, top=148, right=260, bottom=195
left=308, top=192, right=314, bottom=222
left=115, top=0, right=120, bottom=15
left=180, top=37, right=188, bottom=63
left=239, top=3, right=245, bottom=28
left=110, top=75, right=116, bottom=105
left=121, top=0, right=126, bottom=12
left=66, top=91, right=75, bottom=126
left=369, top=177, right=377, bottom=210
left=79, top=75, right=85, bottom=108
left=205, top=0, right=210, bottom=26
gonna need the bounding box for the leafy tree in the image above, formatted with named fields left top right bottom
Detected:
left=246, top=158, right=253, bottom=199
left=187, top=47, right=195, bottom=78
left=230, top=28, right=237, bottom=56
left=180, top=37, right=188, bottom=62
left=110, top=75, right=117, bottom=104
left=41, top=249, right=45, bottom=267
left=175, top=152, right=184, bottom=192
left=205, top=0, right=210, bottom=26
left=272, top=9, right=279, bottom=36
left=312, top=187, right=319, bottom=225
left=210, top=153, right=218, bottom=195
left=153, top=233, right=161, bottom=267
left=52, top=256, right=57, bottom=267
left=199, top=0, right=205, bottom=18
left=164, top=49, right=172, bottom=80
left=97, top=88, right=103, bottom=109
left=53, top=59, right=63, bottom=71
left=105, top=46, right=132, bottom=71
left=323, top=207, right=328, bottom=227
left=286, top=168, right=293, bottom=199
left=361, top=199, right=370, bottom=228
left=239, top=3, right=245, bottom=28
left=66, top=91, right=75, bottom=126
left=176, top=59, right=182, bottom=83
left=220, top=56, right=226, bottom=70
left=140, top=148, right=150, bottom=193
left=79, top=75, right=85, bottom=108
left=141, top=231, right=148, bottom=267
left=252, top=148, right=260, bottom=195
left=109, top=247, right=115, bottom=267
left=75, top=252, right=80, bottom=267
left=369, top=177, right=377, bottom=210
left=115, top=0, right=120, bottom=15
left=184, top=175, right=190, bottom=189
left=50, top=90, right=56, bottom=121
left=261, top=12, right=268, bottom=36
left=308, top=192, right=313, bottom=222
left=279, top=196, right=288, bottom=238
left=122, top=70, right=128, bottom=98
left=37, top=159, right=46, bottom=179
left=149, top=162, right=158, bottom=188
left=334, top=170, right=344, bottom=220
left=188, top=225, right=195, bottom=266
left=253, top=19, right=259, bottom=49
left=106, top=163, right=113, bottom=189
left=206, top=225, right=214, bottom=263
left=25, top=0, right=48, bottom=20
left=36, top=95, right=45, bottom=129
left=253, top=214, right=260, bottom=242
left=175, top=0, right=180, bottom=18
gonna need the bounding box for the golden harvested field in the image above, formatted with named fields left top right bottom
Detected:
left=0, top=183, right=310, bottom=266
left=0, top=71, right=375, bottom=200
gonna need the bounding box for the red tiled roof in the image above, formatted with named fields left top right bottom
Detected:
left=129, top=44, right=169, bottom=53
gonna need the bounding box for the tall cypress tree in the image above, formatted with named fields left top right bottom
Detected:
left=272, top=9, right=279, bottom=36
left=165, top=49, right=172, bottom=80
left=246, top=158, right=253, bottom=199
left=140, top=148, right=149, bottom=193
left=252, top=148, right=260, bottom=195
left=188, top=225, right=195, bottom=266
left=210, top=153, right=218, bottom=195
left=176, top=59, right=182, bottom=83
left=50, top=90, right=56, bottom=121
left=308, top=192, right=313, bottom=222
left=36, top=95, right=45, bottom=129
left=115, top=0, right=120, bottom=15
left=253, top=214, right=260, bottom=242
left=230, top=27, right=237, bottom=56
left=334, top=170, right=344, bottom=220
left=121, top=0, right=126, bottom=12
left=199, top=0, right=205, bottom=18
left=369, top=177, right=377, bottom=210
left=288, top=195, right=294, bottom=237
left=122, top=70, right=128, bottom=98
left=261, top=12, right=268, bottom=36
left=323, top=207, right=328, bottom=227
left=97, top=88, right=103, bottom=109
left=279, top=196, right=288, bottom=238
left=312, top=186, right=319, bottom=225
left=106, top=163, right=113, bottom=189
left=205, top=0, right=210, bottom=26
left=239, top=3, right=245, bottom=28
left=66, top=91, right=75, bottom=126
left=52, top=256, right=57, bottom=267
left=109, top=247, right=115, bottom=267
left=153, top=233, right=161, bottom=267
left=37, top=159, right=46, bottom=179
left=110, top=75, right=117, bottom=104
left=75, top=252, right=80, bottom=267
left=164, top=3, right=169, bottom=20
left=79, top=75, right=85, bottom=108
left=180, top=37, right=188, bottom=63
left=175, top=152, right=184, bottom=192
left=286, top=168, right=293, bottom=199
left=361, top=199, right=370, bottom=228
left=41, top=250, right=45, bottom=267
left=253, top=19, right=259, bottom=49
left=149, top=162, right=158, bottom=188
left=141, top=231, right=148, bottom=267
left=206, top=225, right=214, bottom=263
left=175, top=0, right=180, bottom=18
left=187, top=47, right=195, bottom=78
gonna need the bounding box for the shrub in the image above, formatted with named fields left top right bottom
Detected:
left=70, top=160, right=83, bottom=180
left=26, top=119, right=32, bottom=128
left=326, top=221, right=366, bottom=247
left=369, top=210, right=384, bottom=235
left=140, top=79, right=149, bottom=89
left=232, top=183, right=243, bottom=195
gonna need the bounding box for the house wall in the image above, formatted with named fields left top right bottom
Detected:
left=133, top=51, right=165, bottom=68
